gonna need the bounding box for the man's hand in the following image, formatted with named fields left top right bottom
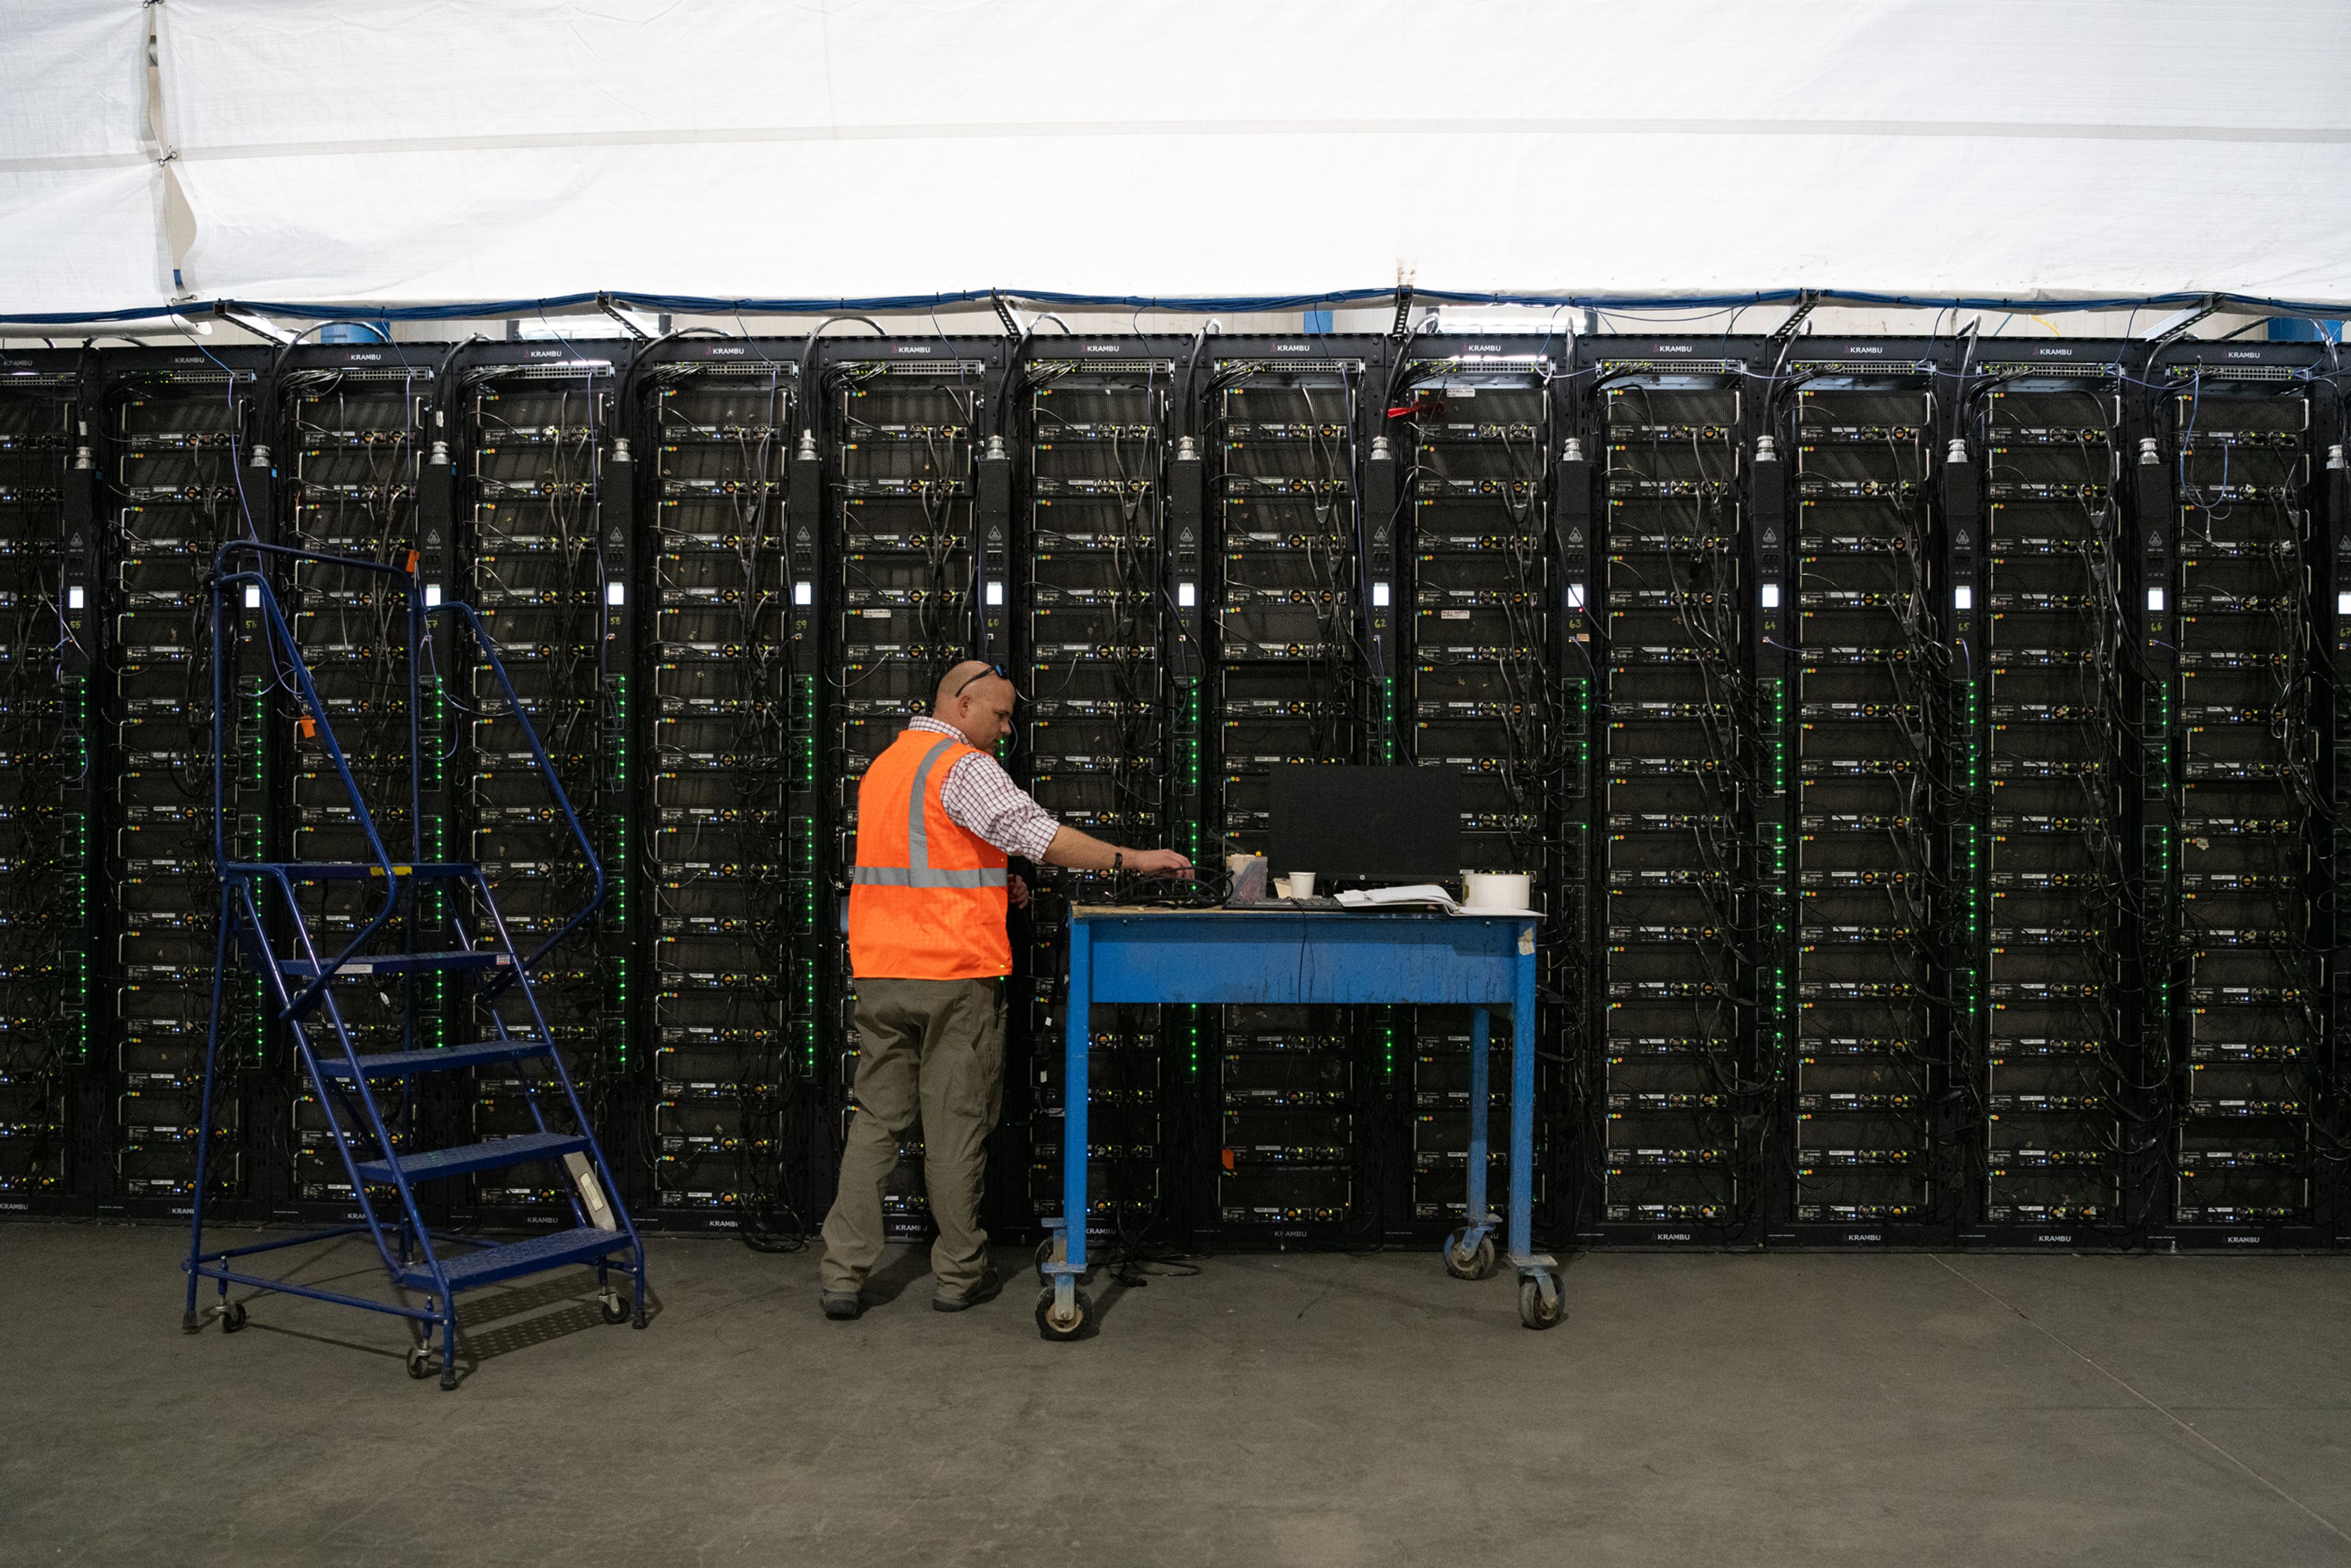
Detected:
left=1124, top=848, right=1194, bottom=879
left=1009, top=873, right=1030, bottom=909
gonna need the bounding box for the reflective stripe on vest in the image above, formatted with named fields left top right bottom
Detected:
left=849, top=733, right=1010, bottom=889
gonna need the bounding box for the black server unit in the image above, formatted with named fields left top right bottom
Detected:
left=1584, top=338, right=1759, bottom=1246
left=1951, top=340, right=2135, bottom=1246
left=0, top=352, right=87, bottom=1215
left=1207, top=337, right=1375, bottom=1243
left=1393, top=336, right=1562, bottom=1228
left=100, top=347, right=273, bottom=1219
left=449, top=341, right=634, bottom=1227
left=1779, top=342, right=1944, bottom=1241
left=271, top=342, right=440, bottom=1217
left=820, top=339, right=995, bottom=1242
left=1013, top=337, right=1182, bottom=1251
left=633, top=337, right=813, bottom=1237
left=2151, top=338, right=2333, bottom=1248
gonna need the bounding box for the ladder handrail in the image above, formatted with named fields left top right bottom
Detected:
left=190, top=543, right=647, bottom=1376
left=425, top=600, right=607, bottom=983
left=210, top=556, right=409, bottom=1019
left=211, top=540, right=426, bottom=858
left=208, top=541, right=606, bottom=997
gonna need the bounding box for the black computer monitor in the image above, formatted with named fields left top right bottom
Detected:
left=1267, top=766, right=1461, bottom=883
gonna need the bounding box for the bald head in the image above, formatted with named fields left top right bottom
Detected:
left=933, top=659, right=1014, bottom=750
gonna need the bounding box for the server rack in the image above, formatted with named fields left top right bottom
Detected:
left=101, top=347, right=273, bottom=1219
left=4, top=331, right=2349, bottom=1254
left=1011, top=336, right=1183, bottom=1249
left=449, top=340, right=633, bottom=1227
left=631, top=337, right=812, bottom=1237
left=1944, top=339, right=2137, bottom=1246
left=819, top=337, right=996, bottom=1241
left=0, top=351, right=86, bottom=1215
left=2151, top=337, right=2334, bottom=1248
left=2327, top=361, right=2351, bottom=1250
left=1392, top=334, right=1563, bottom=1227
left=1207, top=336, right=1376, bottom=1243
left=1585, top=337, right=1760, bottom=1246
left=1777, top=341, right=1944, bottom=1240
left=271, top=341, right=440, bottom=1217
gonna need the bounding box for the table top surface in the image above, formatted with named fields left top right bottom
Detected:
left=1071, top=904, right=1534, bottom=922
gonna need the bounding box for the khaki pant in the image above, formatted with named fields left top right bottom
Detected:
left=819, top=976, right=1005, bottom=1297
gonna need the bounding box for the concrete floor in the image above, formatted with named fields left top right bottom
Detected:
left=2, top=1229, right=2347, bottom=1568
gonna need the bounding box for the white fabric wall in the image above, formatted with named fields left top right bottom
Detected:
left=10, top=1, right=2351, bottom=317
left=0, top=4, right=170, bottom=315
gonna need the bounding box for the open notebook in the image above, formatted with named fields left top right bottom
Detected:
left=1332, top=885, right=1542, bottom=918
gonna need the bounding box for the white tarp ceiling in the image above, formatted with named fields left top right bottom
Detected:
left=0, top=5, right=172, bottom=317
left=7, top=0, right=2351, bottom=320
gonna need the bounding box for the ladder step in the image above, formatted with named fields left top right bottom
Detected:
left=353, top=1131, right=587, bottom=1184
left=307, top=1038, right=552, bottom=1080
left=273, top=861, right=476, bottom=882
left=280, top=950, right=512, bottom=977
left=396, top=1226, right=629, bottom=1292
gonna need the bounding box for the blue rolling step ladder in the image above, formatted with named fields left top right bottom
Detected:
left=182, top=541, right=647, bottom=1390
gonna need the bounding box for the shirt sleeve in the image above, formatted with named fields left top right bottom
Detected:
left=937, top=749, right=1061, bottom=861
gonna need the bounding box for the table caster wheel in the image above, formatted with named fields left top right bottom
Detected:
left=599, top=1290, right=629, bottom=1325
left=1441, top=1226, right=1496, bottom=1281
left=1518, top=1272, right=1565, bottom=1331
left=405, top=1345, right=435, bottom=1381
left=1035, top=1286, right=1092, bottom=1343
left=1034, top=1238, right=1059, bottom=1288
left=219, top=1301, right=248, bottom=1334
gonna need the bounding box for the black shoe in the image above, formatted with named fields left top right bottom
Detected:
left=932, top=1265, right=1002, bottom=1313
left=820, top=1291, right=863, bottom=1321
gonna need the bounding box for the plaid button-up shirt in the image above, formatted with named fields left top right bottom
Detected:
left=904, top=716, right=1059, bottom=861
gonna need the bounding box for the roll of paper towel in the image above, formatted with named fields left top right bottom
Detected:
left=1461, top=871, right=1532, bottom=911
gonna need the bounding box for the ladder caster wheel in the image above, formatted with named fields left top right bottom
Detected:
left=1033, top=1238, right=1059, bottom=1287
left=1442, top=1226, right=1496, bottom=1281
left=1035, top=1287, right=1092, bottom=1343
left=405, top=1345, right=435, bottom=1381
left=219, top=1301, right=248, bottom=1334
left=599, top=1291, right=629, bottom=1326
left=1518, top=1272, right=1565, bottom=1332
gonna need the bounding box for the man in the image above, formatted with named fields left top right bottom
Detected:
left=819, top=658, right=1192, bottom=1318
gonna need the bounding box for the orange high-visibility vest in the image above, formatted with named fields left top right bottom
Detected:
left=847, top=727, right=1011, bottom=980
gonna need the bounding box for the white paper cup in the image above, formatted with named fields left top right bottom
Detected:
left=1461, top=871, right=1531, bottom=910
left=1289, top=872, right=1316, bottom=897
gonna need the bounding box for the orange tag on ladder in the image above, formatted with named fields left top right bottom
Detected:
left=405, top=550, right=421, bottom=575
left=299, top=718, right=317, bottom=740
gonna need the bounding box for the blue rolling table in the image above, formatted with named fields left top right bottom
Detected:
left=1035, top=906, right=1562, bottom=1340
